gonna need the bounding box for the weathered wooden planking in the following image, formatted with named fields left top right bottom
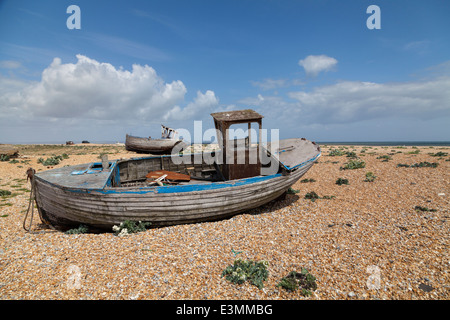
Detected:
left=36, top=184, right=285, bottom=227
left=146, top=170, right=191, bottom=181
left=34, top=161, right=314, bottom=229
left=34, top=138, right=320, bottom=230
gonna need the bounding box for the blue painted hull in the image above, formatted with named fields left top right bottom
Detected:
left=33, top=140, right=320, bottom=231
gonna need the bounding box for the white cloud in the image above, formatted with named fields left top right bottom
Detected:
left=298, top=55, right=338, bottom=77
left=251, top=78, right=288, bottom=90
left=0, top=60, right=22, bottom=69
left=403, top=40, right=430, bottom=55
left=0, top=55, right=188, bottom=121
left=251, top=78, right=304, bottom=90
left=163, top=90, right=219, bottom=121
left=288, top=77, right=450, bottom=124
left=239, top=74, right=450, bottom=130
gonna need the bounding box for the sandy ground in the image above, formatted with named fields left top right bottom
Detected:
left=0, top=143, right=448, bottom=300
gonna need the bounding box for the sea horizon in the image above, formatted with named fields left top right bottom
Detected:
left=2, top=140, right=450, bottom=146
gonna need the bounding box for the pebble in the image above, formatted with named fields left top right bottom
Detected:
left=0, top=144, right=449, bottom=300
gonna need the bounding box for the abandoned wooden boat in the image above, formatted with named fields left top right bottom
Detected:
left=29, top=110, right=321, bottom=231
left=125, top=125, right=184, bottom=154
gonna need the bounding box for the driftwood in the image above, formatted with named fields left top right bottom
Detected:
left=0, top=144, right=19, bottom=158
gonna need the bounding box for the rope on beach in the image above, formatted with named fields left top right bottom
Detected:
left=23, top=168, right=36, bottom=232
left=23, top=168, right=56, bottom=233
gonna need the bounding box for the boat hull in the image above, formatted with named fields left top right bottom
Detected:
left=125, top=134, right=183, bottom=154
left=34, top=158, right=317, bottom=231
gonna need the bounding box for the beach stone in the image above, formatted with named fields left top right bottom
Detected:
left=418, top=283, right=434, bottom=292
left=0, top=143, right=448, bottom=300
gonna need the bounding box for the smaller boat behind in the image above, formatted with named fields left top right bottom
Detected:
left=125, top=125, right=185, bottom=154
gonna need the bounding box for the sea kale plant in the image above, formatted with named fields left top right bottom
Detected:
left=304, top=191, right=335, bottom=202
left=341, top=159, right=366, bottom=170
left=277, top=268, right=318, bottom=296
left=364, top=172, right=377, bottom=182
left=328, top=149, right=346, bottom=156
left=37, top=154, right=69, bottom=166
left=222, top=259, right=269, bottom=289
left=65, top=224, right=89, bottom=234
left=335, top=178, right=349, bottom=185
left=112, top=220, right=152, bottom=236
left=397, top=162, right=439, bottom=168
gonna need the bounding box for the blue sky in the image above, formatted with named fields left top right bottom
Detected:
left=0, top=0, right=449, bottom=143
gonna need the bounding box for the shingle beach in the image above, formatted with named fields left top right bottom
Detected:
left=0, top=143, right=448, bottom=300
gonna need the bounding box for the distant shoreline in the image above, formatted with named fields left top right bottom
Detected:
left=3, top=140, right=450, bottom=147
left=317, top=141, right=450, bottom=147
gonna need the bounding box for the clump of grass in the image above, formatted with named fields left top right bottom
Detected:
left=397, top=163, right=410, bottom=168
left=345, top=151, right=357, bottom=158
left=37, top=154, right=70, bottom=166
left=305, top=191, right=335, bottom=202
left=407, top=149, right=420, bottom=154
left=277, top=268, right=317, bottom=296
left=0, top=154, right=10, bottom=161
left=112, top=220, right=152, bottom=236
left=300, top=178, right=316, bottom=183
left=328, top=149, right=345, bottom=156
left=222, top=259, right=269, bottom=289
left=0, top=189, right=12, bottom=197
left=414, top=206, right=437, bottom=212
left=287, top=187, right=300, bottom=194
left=65, top=224, right=89, bottom=234
left=364, top=172, right=376, bottom=182
left=377, top=155, right=392, bottom=161
left=341, top=159, right=366, bottom=170
left=304, top=191, right=319, bottom=201
left=335, top=178, right=349, bottom=185
left=411, top=162, right=439, bottom=168
left=429, top=151, right=448, bottom=157
left=397, top=162, right=439, bottom=168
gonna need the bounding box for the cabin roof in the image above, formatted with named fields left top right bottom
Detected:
left=210, top=109, right=263, bottom=123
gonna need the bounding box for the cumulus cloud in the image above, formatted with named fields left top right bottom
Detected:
left=288, top=77, right=450, bottom=123
left=298, top=54, right=338, bottom=77
left=239, top=75, right=450, bottom=128
left=0, top=55, right=191, bottom=121
left=163, top=90, right=219, bottom=121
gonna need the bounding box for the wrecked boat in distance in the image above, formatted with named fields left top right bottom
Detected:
left=125, top=125, right=184, bottom=154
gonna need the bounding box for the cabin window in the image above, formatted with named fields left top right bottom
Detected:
left=90, top=163, right=103, bottom=170
left=226, top=123, right=259, bottom=148
left=88, top=162, right=112, bottom=171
